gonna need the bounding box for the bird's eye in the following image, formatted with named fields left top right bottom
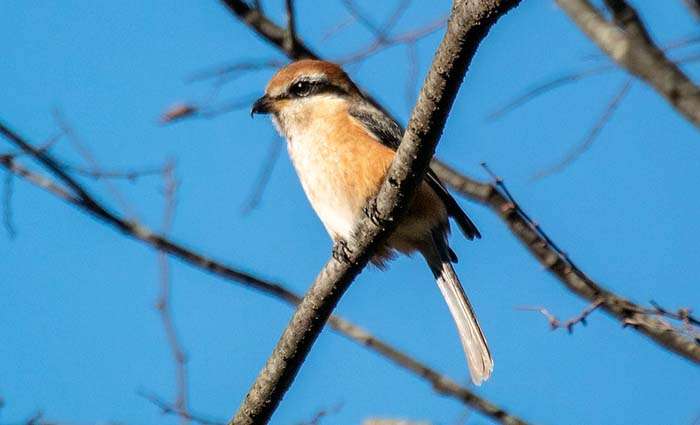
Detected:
left=290, top=80, right=312, bottom=97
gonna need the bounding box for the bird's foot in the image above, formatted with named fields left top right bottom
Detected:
left=332, top=238, right=353, bottom=264
left=363, top=198, right=385, bottom=227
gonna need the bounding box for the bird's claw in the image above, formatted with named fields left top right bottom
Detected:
left=363, top=198, right=384, bottom=227
left=332, top=238, right=353, bottom=264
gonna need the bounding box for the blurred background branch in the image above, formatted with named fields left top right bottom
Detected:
left=556, top=0, right=700, bottom=127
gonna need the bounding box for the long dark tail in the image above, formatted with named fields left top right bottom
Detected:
left=424, top=231, right=493, bottom=385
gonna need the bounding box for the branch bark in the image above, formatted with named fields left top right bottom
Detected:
left=230, top=1, right=521, bottom=424
left=219, top=0, right=316, bottom=59
left=219, top=0, right=700, bottom=365
left=432, top=161, right=700, bottom=363
left=556, top=0, right=700, bottom=128
left=0, top=124, right=530, bottom=425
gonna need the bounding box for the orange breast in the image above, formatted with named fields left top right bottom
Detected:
left=284, top=98, right=447, bottom=253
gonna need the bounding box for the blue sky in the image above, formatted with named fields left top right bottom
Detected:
left=2, top=1, right=699, bottom=424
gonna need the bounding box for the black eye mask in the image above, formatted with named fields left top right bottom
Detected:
left=286, top=78, right=349, bottom=99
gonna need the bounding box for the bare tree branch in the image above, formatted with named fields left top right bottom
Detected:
left=335, top=14, right=447, bottom=65
left=518, top=299, right=604, bottom=333
left=296, top=403, right=343, bottom=425
left=364, top=420, right=430, bottom=425
left=488, top=33, right=700, bottom=121
left=648, top=300, right=700, bottom=327
left=531, top=78, right=633, bottom=180
left=434, top=161, right=700, bottom=363
left=161, top=95, right=259, bottom=124
left=153, top=162, right=190, bottom=424
left=283, top=0, right=298, bottom=55
left=0, top=124, right=531, bottom=425
left=186, top=60, right=285, bottom=84
left=2, top=169, right=15, bottom=238
left=219, top=0, right=317, bottom=59
left=13, top=410, right=123, bottom=425
left=52, top=110, right=139, bottom=219
left=556, top=0, right=700, bottom=128
left=139, top=390, right=224, bottom=425
left=230, top=2, right=521, bottom=423
left=683, top=0, right=700, bottom=19
left=240, top=138, right=282, bottom=214
left=486, top=64, right=614, bottom=120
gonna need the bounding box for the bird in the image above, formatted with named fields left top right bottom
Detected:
left=251, top=59, right=493, bottom=385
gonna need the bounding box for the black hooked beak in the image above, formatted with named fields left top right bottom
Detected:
left=250, top=95, right=272, bottom=118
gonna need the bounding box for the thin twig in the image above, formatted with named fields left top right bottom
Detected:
left=556, top=0, right=700, bottom=128
left=643, top=301, right=700, bottom=342
left=321, top=15, right=356, bottom=41
left=337, top=15, right=447, bottom=65
left=283, top=0, right=298, bottom=55
left=296, top=403, right=343, bottom=425
left=683, top=0, right=700, bottom=19
left=186, top=60, right=284, bottom=84
left=481, top=162, right=570, bottom=260
left=2, top=169, right=15, bottom=238
left=380, top=0, right=412, bottom=35
left=518, top=299, right=604, bottom=333
left=68, top=165, right=164, bottom=181
left=648, top=300, right=700, bottom=327
left=161, top=95, right=259, bottom=124
left=139, top=390, right=224, bottom=425
left=52, top=109, right=138, bottom=218
left=241, top=138, right=282, bottom=214
left=488, top=32, right=700, bottom=121
left=486, top=64, right=613, bottom=120
left=219, top=0, right=318, bottom=59
left=531, top=78, right=633, bottom=180
left=340, top=0, right=412, bottom=41
left=405, top=43, right=420, bottom=112
left=154, top=161, right=190, bottom=424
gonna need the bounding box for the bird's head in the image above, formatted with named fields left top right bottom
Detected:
left=251, top=60, right=361, bottom=134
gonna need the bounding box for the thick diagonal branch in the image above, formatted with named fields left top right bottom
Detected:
left=556, top=0, right=700, bottom=128
left=230, top=2, right=520, bottom=424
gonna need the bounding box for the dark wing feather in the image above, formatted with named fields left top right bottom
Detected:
left=349, top=102, right=481, bottom=241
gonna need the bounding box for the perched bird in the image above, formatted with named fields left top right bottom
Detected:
left=251, top=59, right=493, bottom=384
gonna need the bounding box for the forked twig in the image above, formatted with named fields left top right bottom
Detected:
left=518, top=299, right=604, bottom=333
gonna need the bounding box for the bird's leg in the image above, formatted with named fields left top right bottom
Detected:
left=332, top=237, right=353, bottom=264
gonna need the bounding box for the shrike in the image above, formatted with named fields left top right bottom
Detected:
left=251, top=59, right=492, bottom=384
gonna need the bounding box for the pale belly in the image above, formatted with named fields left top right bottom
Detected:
left=287, top=135, right=370, bottom=240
